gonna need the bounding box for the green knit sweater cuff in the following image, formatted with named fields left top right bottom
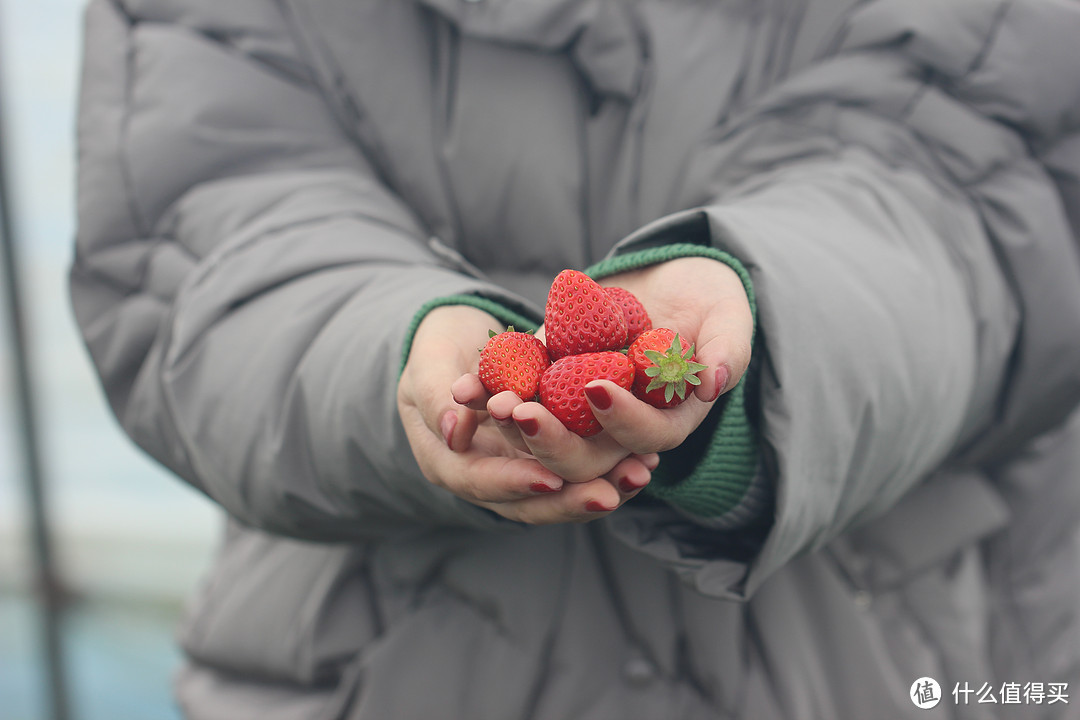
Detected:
left=400, top=294, right=540, bottom=375
left=586, top=243, right=760, bottom=519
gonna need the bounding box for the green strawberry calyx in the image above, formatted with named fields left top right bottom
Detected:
left=488, top=325, right=536, bottom=338
left=642, top=333, right=708, bottom=402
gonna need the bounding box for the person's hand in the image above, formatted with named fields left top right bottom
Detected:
left=397, top=305, right=658, bottom=523
left=453, top=257, right=753, bottom=483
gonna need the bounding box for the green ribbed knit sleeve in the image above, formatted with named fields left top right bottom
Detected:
left=586, top=243, right=761, bottom=520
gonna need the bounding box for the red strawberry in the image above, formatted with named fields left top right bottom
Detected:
left=544, top=269, right=628, bottom=359
left=478, top=327, right=550, bottom=401
left=628, top=329, right=708, bottom=409
left=539, top=351, right=634, bottom=437
left=604, top=286, right=652, bottom=343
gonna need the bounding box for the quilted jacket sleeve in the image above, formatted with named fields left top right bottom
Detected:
left=71, top=0, right=534, bottom=540
left=606, top=0, right=1080, bottom=597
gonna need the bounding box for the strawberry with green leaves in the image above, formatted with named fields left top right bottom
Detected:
left=544, top=269, right=628, bottom=359
left=478, top=327, right=550, bottom=401
left=539, top=351, right=634, bottom=437
left=628, top=329, right=708, bottom=409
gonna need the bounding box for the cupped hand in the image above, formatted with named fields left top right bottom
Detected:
left=397, top=305, right=656, bottom=523
left=453, top=256, right=753, bottom=476
left=587, top=255, right=754, bottom=453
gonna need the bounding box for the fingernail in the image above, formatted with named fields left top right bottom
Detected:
left=584, top=384, right=612, bottom=411
left=618, top=476, right=646, bottom=493
left=440, top=411, right=457, bottom=449
left=640, top=453, right=661, bottom=471
left=709, top=366, right=730, bottom=402
left=489, top=408, right=510, bottom=424
left=586, top=500, right=613, bottom=513
left=530, top=481, right=559, bottom=494
left=516, top=417, right=540, bottom=437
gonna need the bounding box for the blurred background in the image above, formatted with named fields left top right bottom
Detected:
left=0, top=1, right=223, bottom=719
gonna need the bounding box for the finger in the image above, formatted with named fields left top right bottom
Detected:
left=486, top=391, right=531, bottom=454
left=691, top=292, right=754, bottom=402
left=403, top=358, right=476, bottom=444
left=487, top=391, right=524, bottom=426
left=439, top=407, right=479, bottom=453
left=487, top=455, right=657, bottom=524
left=638, top=452, right=661, bottom=471
left=478, top=477, right=624, bottom=524
left=452, top=373, right=491, bottom=411
left=585, top=380, right=711, bottom=455
left=400, top=310, right=493, bottom=440
left=510, top=401, right=632, bottom=483
left=408, top=417, right=565, bottom=502
left=606, top=454, right=656, bottom=497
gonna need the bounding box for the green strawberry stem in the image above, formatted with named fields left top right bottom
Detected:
left=643, top=333, right=708, bottom=402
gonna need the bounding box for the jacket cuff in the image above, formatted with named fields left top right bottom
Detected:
left=585, top=243, right=757, bottom=326
left=586, top=243, right=763, bottom=521
left=400, top=293, right=541, bottom=375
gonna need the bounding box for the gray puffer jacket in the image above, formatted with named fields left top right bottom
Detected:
left=72, top=1, right=1080, bottom=718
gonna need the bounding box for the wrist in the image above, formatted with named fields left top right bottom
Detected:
left=400, top=294, right=541, bottom=376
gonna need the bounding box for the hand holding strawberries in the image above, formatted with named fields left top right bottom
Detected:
left=453, top=256, right=754, bottom=499
left=398, top=305, right=658, bottom=524
left=580, top=256, right=753, bottom=454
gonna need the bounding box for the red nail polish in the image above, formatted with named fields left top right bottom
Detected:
left=618, top=477, right=641, bottom=493
left=516, top=417, right=540, bottom=437
left=584, top=384, right=612, bottom=411
left=530, top=482, right=559, bottom=494
left=709, top=366, right=730, bottom=402
left=585, top=500, right=611, bottom=513
left=440, top=412, right=457, bottom=449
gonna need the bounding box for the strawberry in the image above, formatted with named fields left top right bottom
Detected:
left=478, top=327, right=550, bottom=401
left=604, top=286, right=652, bottom=344
left=539, top=351, right=634, bottom=437
left=544, top=269, right=628, bottom=359
left=628, top=329, right=708, bottom=408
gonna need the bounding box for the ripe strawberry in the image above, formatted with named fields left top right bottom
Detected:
left=539, top=351, right=634, bottom=437
left=604, top=286, right=652, bottom=344
left=478, top=327, right=550, bottom=401
left=544, top=269, right=628, bottom=359
left=628, top=329, right=708, bottom=409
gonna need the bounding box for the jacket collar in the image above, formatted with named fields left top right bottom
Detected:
left=418, top=0, right=644, bottom=99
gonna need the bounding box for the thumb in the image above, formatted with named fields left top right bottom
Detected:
left=691, top=294, right=753, bottom=403
left=438, top=406, right=479, bottom=453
